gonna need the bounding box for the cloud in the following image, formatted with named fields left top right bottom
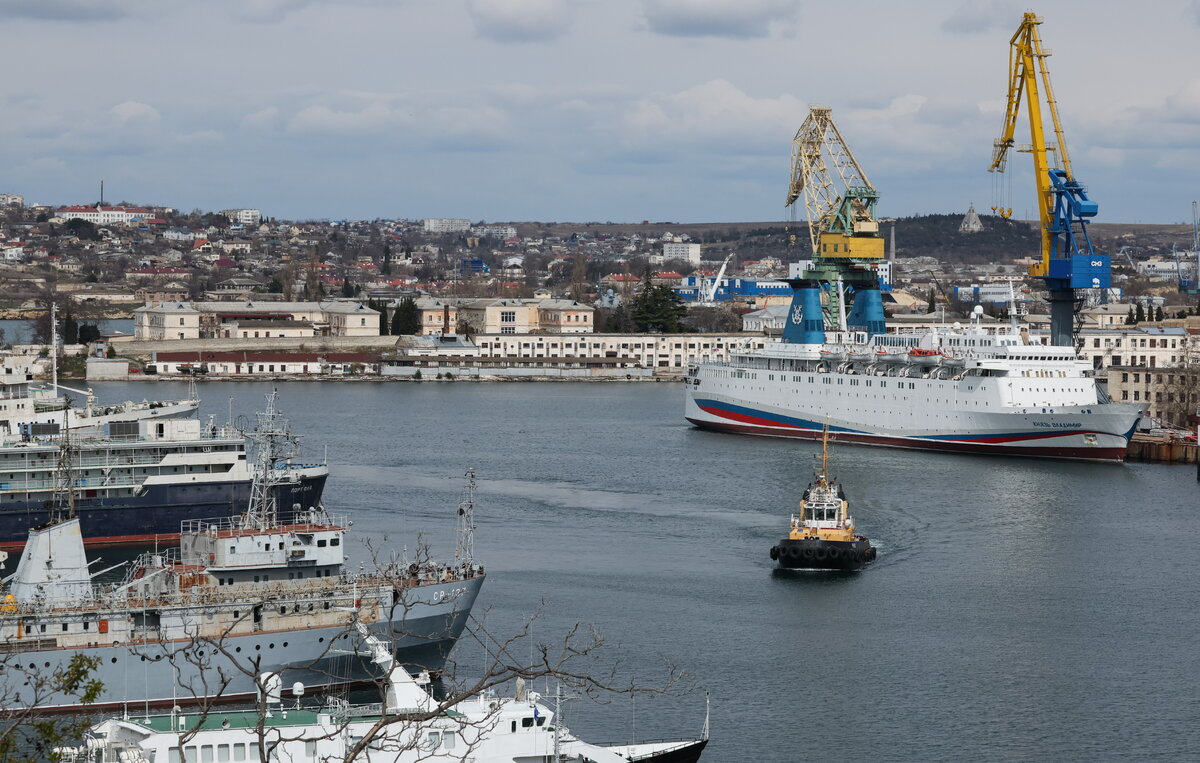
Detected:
left=0, top=0, right=155, bottom=22
left=641, top=0, right=799, bottom=39
left=286, top=91, right=512, bottom=148
left=941, top=0, right=1020, bottom=35
left=466, top=0, right=575, bottom=43
left=241, top=106, right=281, bottom=131
left=621, top=79, right=806, bottom=152
left=109, top=101, right=161, bottom=125
left=228, top=0, right=314, bottom=22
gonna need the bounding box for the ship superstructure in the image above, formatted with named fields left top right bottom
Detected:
left=0, top=356, right=198, bottom=436
left=0, top=415, right=327, bottom=551
left=62, top=624, right=707, bottom=763
left=685, top=306, right=1142, bottom=461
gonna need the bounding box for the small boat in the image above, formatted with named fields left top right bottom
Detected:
left=769, top=426, right=876, bottom=571
left=874, top=348, right=906, bottom=362
left=906, top=347, right=942, bottom=366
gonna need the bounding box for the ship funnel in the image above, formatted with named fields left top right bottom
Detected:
left=847, top=281, right=886, bottom=337
left=10, top=517, right=92, bottom=605
left=781, top=279, right=825, bottom=345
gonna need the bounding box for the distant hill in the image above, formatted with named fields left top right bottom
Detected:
left=510, top=215, right=1196, bottom=264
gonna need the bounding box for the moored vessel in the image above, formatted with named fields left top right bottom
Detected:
left=770, top=427, right=876, bottom=571
left=685, top=298, right=1142, bottom=461
left=59, top=622, right=708, bottom=763
left=0, top=395, right=484, bottom=713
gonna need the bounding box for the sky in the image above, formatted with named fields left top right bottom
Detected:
left=2, top=0, right=1200, bottom=224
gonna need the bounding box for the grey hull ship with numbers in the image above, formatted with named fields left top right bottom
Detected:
left=0, top=394, right=485, bottom=713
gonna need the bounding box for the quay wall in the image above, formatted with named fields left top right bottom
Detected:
left=1125, top=434, right=1199, bottom=465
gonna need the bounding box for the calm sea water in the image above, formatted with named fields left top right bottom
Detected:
left=82, top=380, right=1200, bottom=761
left=0, top=317, right=134, bottom=344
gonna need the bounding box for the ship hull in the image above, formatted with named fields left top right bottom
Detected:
left=685, top=391, right=1139, bottom=462
left=772, top=538, right=875, bottom=571
left=0, top=575, right=484, bottom=712
left=0, top=470, right=327, bottom=552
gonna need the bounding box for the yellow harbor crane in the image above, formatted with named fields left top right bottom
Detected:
left=786, top=107, right=884, bottom=261
left=783, top=106, right=887, bottom=337
left=986, top=12, right=1109, bottom=347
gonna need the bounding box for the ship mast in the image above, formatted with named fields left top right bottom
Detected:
left=455, top=468, right=477, bottom=569
left=243, top=389, right=300, bottom=530
left=51, top=415, right=77, bottom=522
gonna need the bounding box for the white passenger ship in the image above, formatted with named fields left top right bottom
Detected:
left=1, top=357, right=197, bottom=435
left=685, top=307, right=1142, bottom=461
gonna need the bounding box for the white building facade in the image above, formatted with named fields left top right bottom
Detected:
left=423, top=218, right=472, bottom=235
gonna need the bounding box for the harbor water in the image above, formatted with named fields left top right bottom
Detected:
left=84, top=380, right=1200, bottom=761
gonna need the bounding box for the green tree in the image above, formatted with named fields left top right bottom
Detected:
left=77, top=323, right=101, bottom=344
left=381, top=245, right=392, bottom=276
left=1134, top=302, right=1146, bottom=323
left=63, top=313, right=78, bottom=344
left=64, top=218, right=100, bottom=241
left=1153, top=305, right=1164, bottom=322
left=340, top=278, right=354, bottom=298
left=391, top=296, right=422, bottom=335
left=630, top=268, right=687, bottom=333
left=1126, top=306, right=1136, bottom=325
left=927, top=287, right=936, bottom=313
left=603, top=305, right=634, bottom=333
left=0, top=653, right=103, bottom=762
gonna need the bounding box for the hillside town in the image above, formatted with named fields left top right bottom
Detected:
left=0, top=193, right=1197, bottom=431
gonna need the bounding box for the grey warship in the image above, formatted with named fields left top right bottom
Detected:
left=0, top=393, right=485, bottom=712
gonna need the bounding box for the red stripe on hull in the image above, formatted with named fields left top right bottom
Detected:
left=0, top=532, right=181, bottom=554
left=686, top=417, right=1128, bottom=462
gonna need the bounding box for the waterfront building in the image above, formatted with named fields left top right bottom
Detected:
left=456, top=298, right=594, bottom=335
left=742, top=305, right=789, bottom=334
left=131, top=301, right=201, bottom=340
left=150, top=351, right=378, bottom=375
left=134, top=300, right=381, bottom=339
left=674, top=276, right=791, bottom=305
left=1077, top=326, right=1193, bottom=373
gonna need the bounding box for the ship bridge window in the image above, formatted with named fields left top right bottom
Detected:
left=317, top=539, right=327, bottom=548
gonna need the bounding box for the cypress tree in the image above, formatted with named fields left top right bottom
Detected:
left=1134, top=302, right=1146, bottom=323
left=391, top=296, right=422, bottom=335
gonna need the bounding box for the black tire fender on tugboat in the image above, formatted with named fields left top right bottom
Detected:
left=802, top=547, right=815, bottom=560
left=788, top=546, right=803, bottom=560
left=813, top=547, right=828, bottom=561
left=769, top=546, right=779, bottom=560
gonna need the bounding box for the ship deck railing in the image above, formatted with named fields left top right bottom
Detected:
left=1, top=567, right=485, bottom=620
left=0, top=429, right=243, bottom=449
left=181, top=510, right=349, bottom=536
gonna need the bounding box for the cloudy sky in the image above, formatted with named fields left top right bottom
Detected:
left=2, top=0, right=1199, bottom=223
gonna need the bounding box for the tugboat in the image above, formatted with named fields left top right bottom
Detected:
left=769, top=425, right=876, bottom=571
